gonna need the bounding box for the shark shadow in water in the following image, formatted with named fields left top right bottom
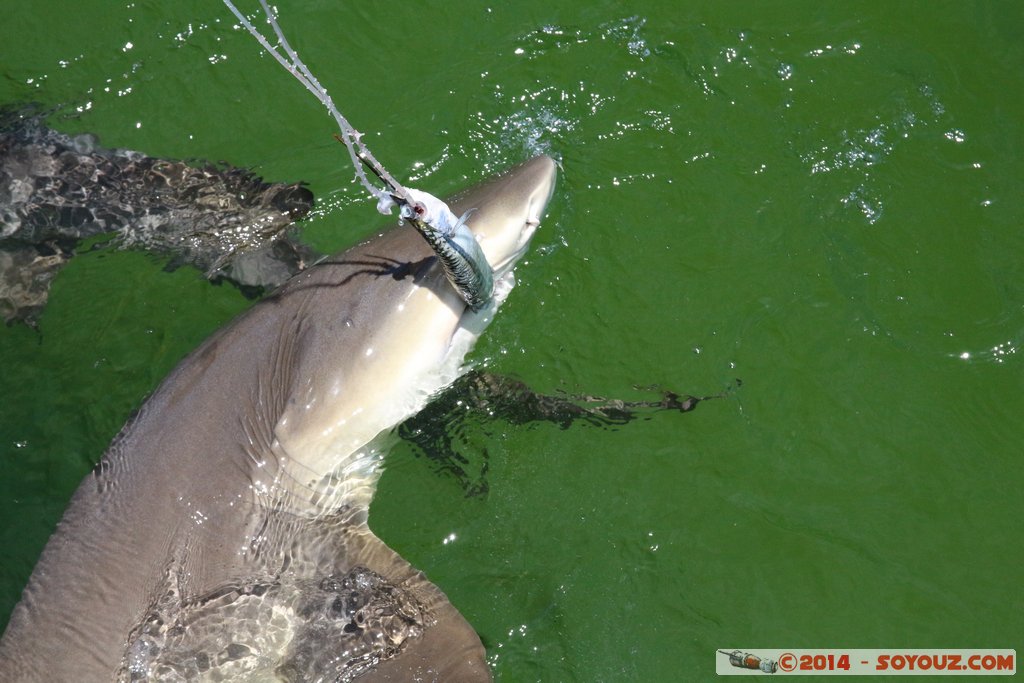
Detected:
left=0, top=105, right=319, bottom=325
left=400, top=370, right=739, bottom=495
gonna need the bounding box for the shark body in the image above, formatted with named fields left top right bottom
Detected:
left=0, top=155, right=557, bottom=682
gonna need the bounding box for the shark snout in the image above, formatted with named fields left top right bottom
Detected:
left=448, top=155, right=557, bottom=275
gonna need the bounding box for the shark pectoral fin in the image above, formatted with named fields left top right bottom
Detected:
left=357, top=523, right=490, bottom=680
left=357, top=599, right=490, bottom=682
left=268, top=515, right=490, bottom=682
left=398, top=372, right=741, bottom=495
left=0, top=106, right=317, bottom=325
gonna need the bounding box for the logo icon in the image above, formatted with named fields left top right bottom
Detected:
left=719, top=650, right=778, bottom=674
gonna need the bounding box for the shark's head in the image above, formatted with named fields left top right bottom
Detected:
left=447, top=155, right=557, bottom=277
left=269, top=154, right=559, bottom=515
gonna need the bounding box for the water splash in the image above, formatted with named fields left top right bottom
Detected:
left=954, top=337, right=1021, bottom=365
left=513, top=16, right=651, bottom=61
left=800, top=84, right=952, bottom=226
left=120, top=566, right=426, bottom=682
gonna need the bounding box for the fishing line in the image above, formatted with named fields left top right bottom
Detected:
left=221, top=0, right=495, bottom=308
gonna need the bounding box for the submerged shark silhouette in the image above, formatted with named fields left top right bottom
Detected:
left=0, top=105, right=317, bottom=325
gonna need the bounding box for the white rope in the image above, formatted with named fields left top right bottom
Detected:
left=220, top=0, right=494, bottom=308
left=221, top=0, right=402, bottom=207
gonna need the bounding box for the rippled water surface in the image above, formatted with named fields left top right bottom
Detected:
left=1, top=1, right=1022, bottom=680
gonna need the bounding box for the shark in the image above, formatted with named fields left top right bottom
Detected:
left=0, top=154, right=557, bottom=682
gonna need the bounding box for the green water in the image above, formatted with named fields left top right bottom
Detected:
left=2, top=1, right=1021, bottom=680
